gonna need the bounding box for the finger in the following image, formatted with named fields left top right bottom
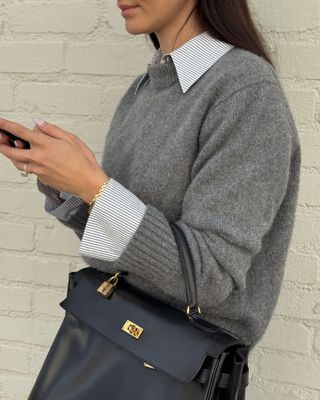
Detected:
left=12, top=160, right=34, bottom=175
left=0, top=131, right=11, bottom=145
left=14, top=139, right=25, bottom=148
left=12, top=159, right=25, bottom=171
left=0, top=143, right=32, bottom=162
left=32, top=118, right=66, bottom=139
left=11, top=159, right=20, bottom=169
left=0, top=118, right=42, bottom=146
left=32, top=124, right=48, bottom=135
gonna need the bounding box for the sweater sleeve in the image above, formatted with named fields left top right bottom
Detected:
left=94, top=82, right=295, bottom=312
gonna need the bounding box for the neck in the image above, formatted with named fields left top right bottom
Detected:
left=154, top=7, right=204, bottom=55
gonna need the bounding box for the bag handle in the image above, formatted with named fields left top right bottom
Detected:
left=169, top=221, right=201, bottom=317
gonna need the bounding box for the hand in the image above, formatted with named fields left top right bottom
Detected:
left=0, top=130, right=31, bottom=172
left=0, top=118, right=109, bottom=204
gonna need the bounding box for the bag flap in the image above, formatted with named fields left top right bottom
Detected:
left=60, top=267, right=241, bottom=384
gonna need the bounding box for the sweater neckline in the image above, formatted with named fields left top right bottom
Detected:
left=146, top=57, right=178, bottom=90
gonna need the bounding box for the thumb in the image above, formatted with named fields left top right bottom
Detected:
left=32, top=117, right=64, bottom=139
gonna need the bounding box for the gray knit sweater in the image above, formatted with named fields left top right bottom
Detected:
left=43, top=46, right=301, bottom=349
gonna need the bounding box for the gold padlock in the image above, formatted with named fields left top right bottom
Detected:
left=97, top=281, right=116, bottom=298
left=97, top=272, right=121, bottom=298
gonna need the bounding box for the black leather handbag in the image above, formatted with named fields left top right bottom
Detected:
left=28, top=221, right=250, bottom=400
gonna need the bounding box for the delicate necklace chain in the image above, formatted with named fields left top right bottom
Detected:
left=165, top=4, right=198, bottom=58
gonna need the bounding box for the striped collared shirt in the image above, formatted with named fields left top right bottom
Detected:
left=134, top=30, right=234, bottom=95
left=38, top=32, right=235, bottom=262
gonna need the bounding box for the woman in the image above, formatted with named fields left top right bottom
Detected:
left=0, top=0, right=300, bottom=351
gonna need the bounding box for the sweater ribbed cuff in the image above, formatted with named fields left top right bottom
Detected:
left=111, top=204, right=181, bottom=282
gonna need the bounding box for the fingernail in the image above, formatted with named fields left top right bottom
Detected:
left=32, top=117, right=45, bottom=126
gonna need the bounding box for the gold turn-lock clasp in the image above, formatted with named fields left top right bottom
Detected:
left=97, top=271, right=122, bottom=298
left=122, top=320, right=144, bottom=339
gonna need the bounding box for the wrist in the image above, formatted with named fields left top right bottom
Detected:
left=80, top=169, right=110, bottom=205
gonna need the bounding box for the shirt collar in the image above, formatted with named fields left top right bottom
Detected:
left=135, top=31, right=234, bottom=95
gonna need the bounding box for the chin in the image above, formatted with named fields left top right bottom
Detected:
left=125, top=26, right=144, bottom=35
left=124, top=21, right=153, bottom=35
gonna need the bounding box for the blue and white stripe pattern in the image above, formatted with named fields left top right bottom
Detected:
left=79, top=178, right=147, bottom=260
left=135, top=30, right=234, bottom=94
left=38, top=31, right=234, bottom=262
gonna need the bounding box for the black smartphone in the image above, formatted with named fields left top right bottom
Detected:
left=0, top=129, right=30, bottom=149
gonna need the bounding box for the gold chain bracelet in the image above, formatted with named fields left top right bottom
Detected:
left=88, top=176, right=110, bottom=214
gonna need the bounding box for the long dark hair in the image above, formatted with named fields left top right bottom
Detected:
left=146, top=0, right=275, bottom=69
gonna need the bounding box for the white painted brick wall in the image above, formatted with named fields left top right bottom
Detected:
left=0, top=1, right=318, bottom=399
left=0, top=42, right=64, bottom=73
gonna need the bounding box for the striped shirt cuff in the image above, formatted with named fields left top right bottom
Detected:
left=79, top=178, right=147, bottom=261
left=37, top=178, right=62, bottom=205
left=37, top=177, right=86, bottom=220
left=37, top=177, right=77, bottom=202
left=60, top=191, right=74, bottom=201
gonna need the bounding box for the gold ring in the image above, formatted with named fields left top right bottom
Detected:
left=20, top=162, right=31, bottom=177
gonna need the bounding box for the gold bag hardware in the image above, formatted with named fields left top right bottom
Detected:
left=122, top=320, right=144, bottom=339
left=143, top=362, right=155, bottom=369
left=97, top=272, right=122, bottom=298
